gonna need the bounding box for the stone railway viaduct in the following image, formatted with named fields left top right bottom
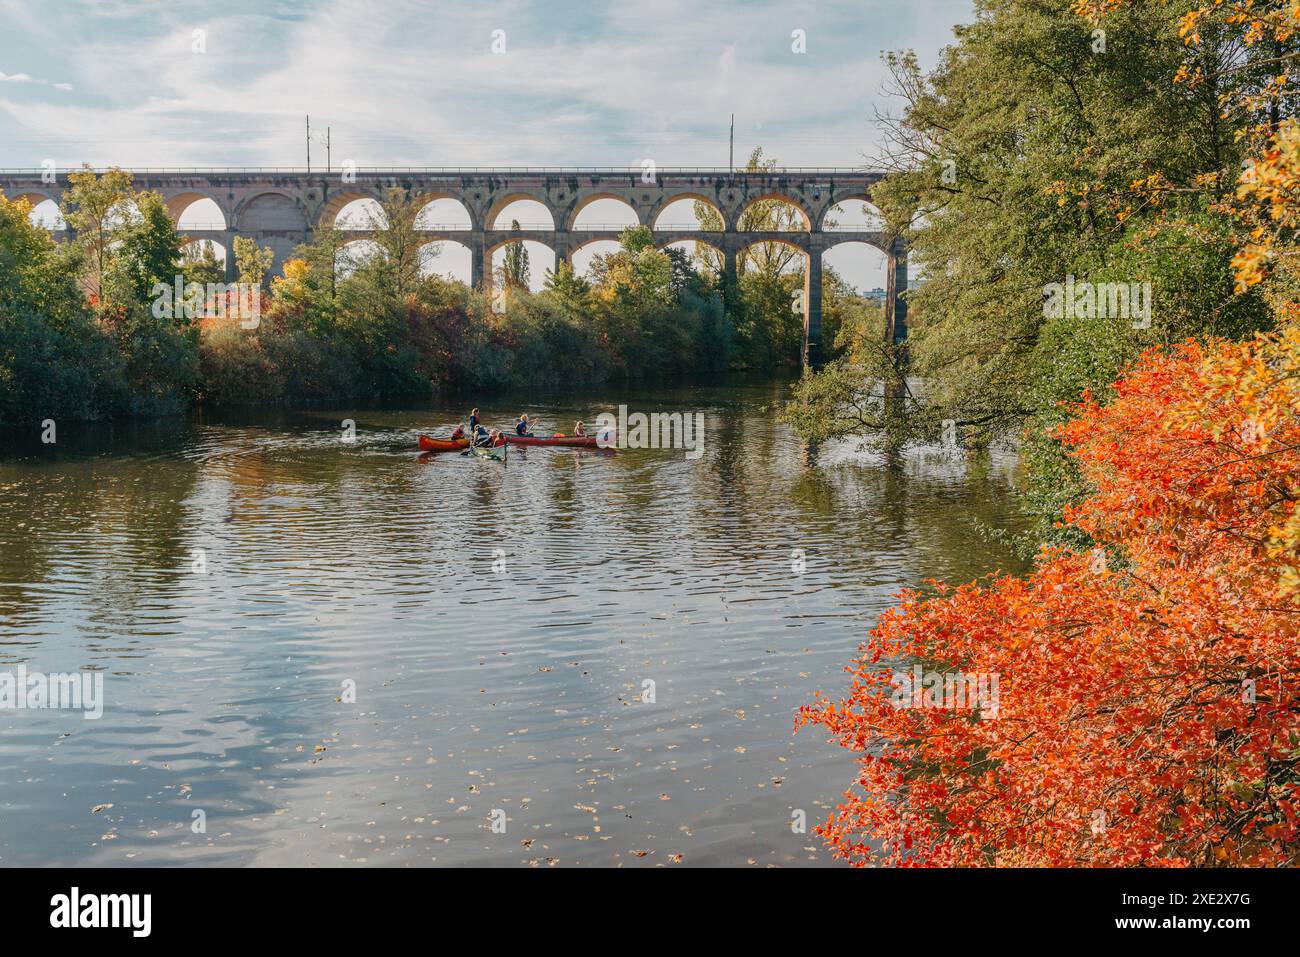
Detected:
left=0, top=168, right=908, bottom=362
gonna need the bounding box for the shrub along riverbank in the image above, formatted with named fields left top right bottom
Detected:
left=0, top=169, right=882, bottom=426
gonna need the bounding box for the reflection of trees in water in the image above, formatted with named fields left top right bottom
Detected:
left=783, top=433, right=1030, bottom=590
left=0, top=384, right=1032, bottom=660
left=0, top=419, right=204, bottom=655
left=537, top=452, right=578, bottom=533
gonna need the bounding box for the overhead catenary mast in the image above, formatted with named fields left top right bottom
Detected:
left=729, top=114, right=734, bottom=173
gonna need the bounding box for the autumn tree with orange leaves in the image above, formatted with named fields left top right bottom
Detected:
left=801, top=0, right=1300, bottom=866
left=800, top=340, right=1300, bottom=866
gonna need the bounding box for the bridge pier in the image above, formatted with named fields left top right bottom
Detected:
left=468, top=234, right=486, bottom=290
left=222, top=232, right=237, bottom=282
left=885, top=242, right=909, bottom=342
left=550, top=235, right=571, bottom=274
left=721, top=242, right=740, bottom=332
left=803, top=246, right=823, bottom=367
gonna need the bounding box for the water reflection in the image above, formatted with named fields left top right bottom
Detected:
left=0, top=378, right=1027, bottom=866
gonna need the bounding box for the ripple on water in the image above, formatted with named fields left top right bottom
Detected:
left=0, top=383, right=1028, bottom=866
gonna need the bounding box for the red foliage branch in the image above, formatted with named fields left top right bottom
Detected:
left=799, top=341, right=1300, bottom=866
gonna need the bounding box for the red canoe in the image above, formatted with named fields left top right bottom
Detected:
left=418, top=434, right=469, bottom=452
left=501, top=433, right=609, bottom=448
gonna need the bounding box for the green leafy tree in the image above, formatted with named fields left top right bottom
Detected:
left=232, top=235, right=274, bottom=288
left=820, top=267, right=885, bottom=363
left=0, top=192, right=125, bottom=422
left=500, top=219, right=531, bottom=291
left=183, top=240, right=226, bottom=287
left=295, top=223, right=348, bottom=320
left=542, top=260, right=593, bottom=312
left=109, top=190, right=183, bottom=308
left=61, top=165, right=134, bottom=299
left=583, top=226, right=725, bottom=372
left=785, top=0, right=1271, bottom=537
left=365, top=187, right=428, bottom=300
left=93, top=189, right=197, bottom=413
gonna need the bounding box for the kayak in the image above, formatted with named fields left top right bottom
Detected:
left=469, top=442, right=507, bottom=462
left=501, top=432, right=610, bottom=448
left=418, top=434, right=469, bottom=452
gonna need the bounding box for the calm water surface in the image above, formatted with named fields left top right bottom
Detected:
left=0, top=378, right=1027, bottom=866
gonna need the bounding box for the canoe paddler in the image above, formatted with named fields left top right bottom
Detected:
left=462, top=425, right=493, bottom=454
left=468, top=408, right=481, bottom=433
left=573, top=420, right=586, bottom=436
left=515, top=414, right=532, bottom=436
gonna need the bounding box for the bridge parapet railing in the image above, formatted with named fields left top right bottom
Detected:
left=0, top=166, right=881, bottom=176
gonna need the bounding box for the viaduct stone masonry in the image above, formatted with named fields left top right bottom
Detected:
left=0, top=168, right=909, bottom=363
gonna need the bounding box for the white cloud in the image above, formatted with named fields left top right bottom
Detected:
left=0, top=71, right=73, bottom=90
left=0, top=0, right=972, bottom=167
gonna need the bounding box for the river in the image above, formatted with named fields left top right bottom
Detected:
left=0, top=377, right=1027, bottom=866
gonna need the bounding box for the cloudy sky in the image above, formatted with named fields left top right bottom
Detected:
left=0, top=0, right=971, bottom=168
left=0, top=0, right=973, bottom=289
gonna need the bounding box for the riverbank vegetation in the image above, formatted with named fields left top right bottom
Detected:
left=0, top=163, right=878, bottom=424
left=799, top=0, right=1300, bottom=866
left=784, top=0, right=1274, bottom=541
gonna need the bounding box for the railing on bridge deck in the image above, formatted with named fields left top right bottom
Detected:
left=0, top=166, right=881, bottom=176
left=170, top=223, right=887, bottom=234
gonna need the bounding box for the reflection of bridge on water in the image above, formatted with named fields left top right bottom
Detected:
left=0, top=167, right=909, bottom=363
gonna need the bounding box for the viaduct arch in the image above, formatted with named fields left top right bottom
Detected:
left=0, top=167, right=909, bottom=361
